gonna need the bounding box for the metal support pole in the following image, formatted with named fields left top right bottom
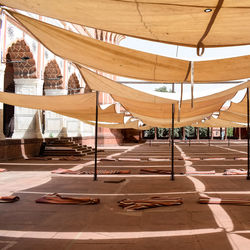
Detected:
left=171, top=104, right=175, bottom=181
left=247, top=88, right=250, bottom=180
left=94, top=91, right=99, bottom=181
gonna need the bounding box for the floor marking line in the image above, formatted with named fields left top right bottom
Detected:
left=17, top=191, right=197, bottom=196
left=0, top=228, right=223, bottom=240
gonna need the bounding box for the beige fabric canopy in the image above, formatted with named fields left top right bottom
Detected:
left=8, top=10, right=250, bottom=82
left=218, top=92, right=249, bottom=123
left=0, top=92, right=124, bottom=123
left=78, top=66, right=250, bottom=127
left=4, top=0, right=250, bottom=50
left=83, top=119, right=140, bottom=129
left=193, top=116, right=246, bottom=128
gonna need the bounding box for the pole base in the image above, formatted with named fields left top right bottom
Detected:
left=247, top=175, right=250, bottom=180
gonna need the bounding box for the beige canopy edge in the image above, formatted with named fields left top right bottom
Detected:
left=7, top=10, right=250, bottom=83
left=3, top=0, right=250, bottom=49
left=82, top=118, right=140, bottom=129
left=193, top=116, right=246, bottom=128
left=0, top=91, right=125, bottom=123
left=78, top=65, right=250, bottom=122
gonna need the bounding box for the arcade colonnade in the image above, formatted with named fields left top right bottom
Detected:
left=0, top=11, right=124, bottom=145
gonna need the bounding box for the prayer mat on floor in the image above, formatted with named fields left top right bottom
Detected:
left=199, top=197, right=250, bottom=205
left=118, top=197, right=183, bottom=211
left=52, top=168, right=130, bottom=175
left=140, top=168, right=172, bottom=175
left=223, top=169, right=247, bottom=175
left=36, top=193, right=100, bottom=205
left=0, top=196, right=19, bottom=203
left=186, top=170, right=216, bottom=175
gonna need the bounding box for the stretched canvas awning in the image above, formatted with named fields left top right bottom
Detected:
left=8, top=10, right=250, bottom=82
left=218, top=92, right=249, bottom=123
left=3, top=0, right=250, bottom=52
left=193, top=117, right=246, bottom=128
left=84, top=119, right=140, bottom=129
left=78, top=66, right=250, bottom=127
left=0, top=92, right=124, bottom=123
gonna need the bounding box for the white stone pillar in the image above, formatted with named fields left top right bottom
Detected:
left=12, top=78, right=43, bottom=139
left=0, top=63, right=6, bottom=139
left=44, top=88, right=68, bottom=138
left=66, top=117, right=81, bottom=137
left=80, top=121, right=95, bottom=137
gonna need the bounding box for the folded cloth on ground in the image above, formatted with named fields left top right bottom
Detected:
left=100, top=158, right=116, bottom=161
left=223, top=168, right=247, bottom=175
left=186, top=170, right=216, bottom=175
left=199, top=196, right=250, bottom=205
left=203, top=158, right=225, bottom=160
left=140, top=168, right=172, bottom=175
left=118, top=196, right=183, bottom=211
left=0, top=196, right=19, bottom=203
left=235, top=157, right=247, bottom=160
left=35, top=193, right=100, bottom=205
left=51, top=168, right=130, bottom=175
left=118, top=158, right=141, bottom=162
left=148, top=158, right=170, bottom=162
left=188, top=158, right=201, bottom=161
left=0, top=168, right=6, bottom=172
left=26, top=157, right=50, bottom=161
left=104, top=178, right=126, bottom=183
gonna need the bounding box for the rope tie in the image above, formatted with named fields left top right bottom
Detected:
left=196, top=0, right=224, bottom=56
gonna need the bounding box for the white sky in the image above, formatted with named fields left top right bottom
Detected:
left=118, top=36, right=250, bottom=100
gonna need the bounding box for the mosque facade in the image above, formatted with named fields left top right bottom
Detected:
left=0, top=11, right=127, bottom=159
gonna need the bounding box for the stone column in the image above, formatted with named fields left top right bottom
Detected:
left=225, top=127, right=227, bottom=140
left=0, top=63, right=6, bottom=139
left=154, top=127, right=157, bottom=140
left=239, top=128, right=241, bottom=140
left=43, top=88, right=68, bottom=138
left=182, top=127, right=185, bottom=140
left=211, top=127, right=214, bottom=140
left=12, top=78, right=43, bottom=139
left=197, top=127, right=200, bottom=140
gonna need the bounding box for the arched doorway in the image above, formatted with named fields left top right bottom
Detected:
left=3, top=40, right=36, bottom=137
left=3, top=53, right=15, bottom=137
left=42, top=59, right=63, bottom=134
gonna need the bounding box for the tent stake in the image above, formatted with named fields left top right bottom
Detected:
left=171, top=103, right=175, bottom=181
left=247, top=88, right=250, bottom=180
left=94, top=91, right=99, bottom=181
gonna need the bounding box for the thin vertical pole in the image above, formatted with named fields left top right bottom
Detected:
left=94, top=91, right=99, bottom=181
left=171, top=104, right=175, bottom=181
left=247, top=88, right=250, bottom=180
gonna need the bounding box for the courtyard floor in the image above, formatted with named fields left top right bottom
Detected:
left=0, top=140, right=250, bottom=250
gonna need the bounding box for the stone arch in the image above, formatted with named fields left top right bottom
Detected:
left=3, top=40, right=36, bottom=137
left=68, top=73, right=80, bottom=95
left=7, top=39, right=36, bottom=79
left=43, top=59, right=63, bottom=90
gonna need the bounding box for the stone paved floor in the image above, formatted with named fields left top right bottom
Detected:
left=0, top=141, right=250, bottom=249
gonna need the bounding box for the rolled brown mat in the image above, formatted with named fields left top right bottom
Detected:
left=104, top=179, right=126, bottom=183
left=0, top=196, right=20, bottom=203
left=36, top=193, right=100, bottom=205
left=52, top=168, right=130, bottom=175
left=199, top=197, right=250, bottom=205
left=223, top=169, right=247, bottom=175
left=140, top=168, right=172, bottom=175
